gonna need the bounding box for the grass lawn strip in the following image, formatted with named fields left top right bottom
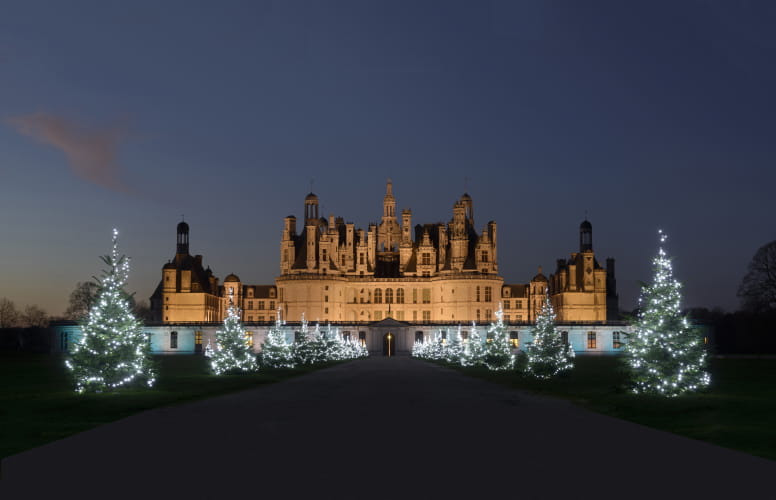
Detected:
left=0, top=353, right=342, bottom=459
left=441, top=356, right=776, bottom=462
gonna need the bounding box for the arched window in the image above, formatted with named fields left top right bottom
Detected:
left=385, top=288, right=393, bottom=304
left=374, top=289, right=382, bottom=304
left=396, top=288, right=405, bottom=304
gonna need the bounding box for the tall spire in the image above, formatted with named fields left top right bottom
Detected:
left=383, top=178, right=396, bottom=219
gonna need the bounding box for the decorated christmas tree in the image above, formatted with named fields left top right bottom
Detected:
left=623, top=230, right=710, bottom=396
left=461, top=321, right=487, bottom=368
left=443, top=325, right=464, bottom=364
left=483, top=304, right=516, bottom=371
left=259, top=308, right=295, bottom=369
left=292, top=313, right=315, bottom=365
left=525, top=294, right=574, bottom=378
left=66, top=229, right=156, bottom=393
left=210, top=302, right=258, bottom=375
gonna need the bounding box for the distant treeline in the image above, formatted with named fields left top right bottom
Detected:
left=685, top=308, right=776, bottom=354
left=0, top=327, right=53, bottom=353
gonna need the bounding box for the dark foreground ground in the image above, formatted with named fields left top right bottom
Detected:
left=2, top=356, right=774, bottom=499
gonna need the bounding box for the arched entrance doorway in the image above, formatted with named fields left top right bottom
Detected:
left=383, top=332, right=395, bottom=357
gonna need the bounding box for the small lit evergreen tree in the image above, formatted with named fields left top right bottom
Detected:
left=483, top=305, right=516, bottom=371
left=443, top=325, right=464, bottom=364
left=623, top=231, right=710, bottom=396
left=292, top=314, right=315, bottom=365
left=461, top=322, right=487, bottom=368
left=210, top=303, right=258, bottom=375
left=66, top=229, right=156, bottom=393
left=525, top=294, right=574, bottom=378
left=259, top=309, right=295, bottom=368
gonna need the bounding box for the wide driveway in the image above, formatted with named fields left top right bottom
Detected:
left=2, top=356, right=774, bottom=498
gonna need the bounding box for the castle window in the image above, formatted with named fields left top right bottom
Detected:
left=322, top=249, right=327, bottom=262
left=413, top=289, right=418, bottom=304
left=396, top=288, right=405, bottom=304
left=396, top=311, right=404, bottom=320
left=422, top=253, right=431, bottom=265
left=504, top=314, right=510, bottom=322
left=165, top=296, right=169, bottom=302
left=476, top=310, right=481, bottom=321
left=481, top=251, right=488, bottom=262
left=248, top=300, right=254, bottom=310
left=270, top=289, right=275, bottom=297
left=415, top=331, right=424, bottom=343
left=561, top=331, right=569, bottom=345
left=516, top=301, right=522, bottom=309
left=510, top=332, right=519, bottom=348
left=422, top=311, right=431, bottom=321
left=422, top=289, right=431, bottom=304
left=385, top=288, right=393, bottom=304
left=613, top=331, right=622, bottom=349
left=258, top=316, right=265, bottom=322
left=413, top=311, right=417, bottom=321
left=170, top=331, right=178, bottom=349
left=284, top=249, right=289, bottom=262
left=374, top=289, right=383, bottom=304
left=587, top=332, right=596, bottom=349
left=269, top=301, right=275, bottom=310
left=359, top=331, right=366, bottom=347
left=485, top=309, right=492, bottom=320
left=258, top=301, right=265, bottom=310
left=504, top=300, right=511, bottom=309
left=325, top=295, right=329, bottom=302
left=517, top=314, right=523, bottom=321
left=324, top=307, right=328, bottom=314
left=245, top=331, right=254, bottom=348
left=485, top=286, right=492, bottom=302
left=476, top=286, right=481, bottom=302
left=248, top=315, right=253, bottom=322
left=359, top=253, right=364, bottom=265
left=341, top=255, right=346, bottom=266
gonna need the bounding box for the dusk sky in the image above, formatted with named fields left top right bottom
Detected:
left=1, top=1, right=774, bottom=317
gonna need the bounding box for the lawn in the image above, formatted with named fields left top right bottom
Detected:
left=445, top=355, right=776, bottom=461
left=0, top=352, right=340, bottom=460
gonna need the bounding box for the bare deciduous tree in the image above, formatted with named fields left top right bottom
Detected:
left=21, top=305, right=49, bottom=328
left=0, top=298, right=19, bottom=328
left=738, top=240, right=776, bottom=312
left=65, top=281, right=98, bottom=320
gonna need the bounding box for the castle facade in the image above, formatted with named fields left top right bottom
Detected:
left=149, top=181, right=619, bottom=327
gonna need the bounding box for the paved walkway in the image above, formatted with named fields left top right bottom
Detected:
left=2, top=356, right=774, bottom=498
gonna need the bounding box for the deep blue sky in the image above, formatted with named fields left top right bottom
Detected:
left=1, top=1, right=774, bottom=316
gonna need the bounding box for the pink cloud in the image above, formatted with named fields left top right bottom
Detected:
left=8, top=112, right=130, bottom=192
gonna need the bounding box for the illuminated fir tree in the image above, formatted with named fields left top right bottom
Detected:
left=461, top=322, right=487, bottom=368
left=623, top=231, right=710, bottom=396
left=483, top=304, right=516, bottom=371
left=525, top=294, right=574, bottom=378
left=443, top=325, right=464, bottom=364
left=259, top=308, right=295, bottom=368
left=210, top=303, right=258, bottom=375
left=292, top=313, right=315, bottom=365
left=66, top=229, right=156, bottom=393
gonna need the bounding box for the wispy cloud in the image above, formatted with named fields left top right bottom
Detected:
left=7, top=112, right=130, bottom=193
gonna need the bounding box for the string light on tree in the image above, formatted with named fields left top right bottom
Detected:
left=259, top=308, right=296, bottom=368
left=525, top=293, right=574, bottom=379
left=483, top=303, right=516, bottom=371
left=65, top=229, right=156, bottom=393
left=623, top=230, right=710, bottom=396
left=210, top=296, right=258, bottom=375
